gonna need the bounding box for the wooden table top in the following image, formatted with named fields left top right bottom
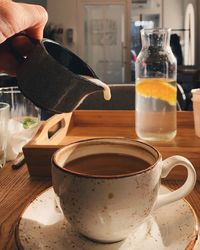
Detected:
left=0, top=111, right=200, bottom=249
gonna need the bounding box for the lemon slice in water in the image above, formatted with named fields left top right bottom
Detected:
left=136, top=78, right=177, bottom=105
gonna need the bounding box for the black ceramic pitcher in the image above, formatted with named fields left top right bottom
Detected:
left=7, top=33, right=108, bottom=113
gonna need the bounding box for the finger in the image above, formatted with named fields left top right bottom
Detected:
left=23, top=4, right=48, bottom=40
left=0, top=1, right=48, bottom=43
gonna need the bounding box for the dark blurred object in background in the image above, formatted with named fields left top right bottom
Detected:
left=170, top=34, right=183, bottom=66
left=0, top=74, right=17, bottom=87
left=44, top=23, right=63, bottom=44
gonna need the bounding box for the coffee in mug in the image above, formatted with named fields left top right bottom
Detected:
left=63, top=153, right=150, bottom=176
left=52, top=138, right=196, bottom=243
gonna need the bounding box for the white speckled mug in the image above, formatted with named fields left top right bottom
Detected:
left=52, top=138, right=196, bottom=243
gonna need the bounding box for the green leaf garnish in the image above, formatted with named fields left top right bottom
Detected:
left=21, top=117, right=38, bottom=129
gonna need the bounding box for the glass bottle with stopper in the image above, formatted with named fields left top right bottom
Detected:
left=135, top=28, right=177, bottom=141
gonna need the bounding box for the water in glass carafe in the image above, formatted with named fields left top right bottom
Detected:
left=135, top=28, right=177, bottom=141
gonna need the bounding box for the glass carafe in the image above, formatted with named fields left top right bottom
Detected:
left=135, top=28, right=177, bottom=141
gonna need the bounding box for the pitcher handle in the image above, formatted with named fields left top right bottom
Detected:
left=5, top=32, right=38, bottom=63
left=154, top=156, right=196, bottom=210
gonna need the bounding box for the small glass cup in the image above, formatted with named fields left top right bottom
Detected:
left=0, top=102, right=10, bottom=168
left=192, top=88, right=200, bottom=137
left=0, top=86, right=41, bottom=161
left=0, top=86, right=40, bottom=122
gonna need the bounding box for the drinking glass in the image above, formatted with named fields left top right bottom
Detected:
left=0, top=102, right=10, bottom=168
left=0, top=86, right=41, bottom=160
left=0, top=86, right=40, bottom=122
left=192, top=88, right=200, bottom=137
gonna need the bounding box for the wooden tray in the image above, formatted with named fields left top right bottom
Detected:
left=23, top=110, right=200, bottom=180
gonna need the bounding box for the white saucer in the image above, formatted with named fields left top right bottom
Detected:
left=16, top=186, right=199, bottom=250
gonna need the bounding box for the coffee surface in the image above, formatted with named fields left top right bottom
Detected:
left=63, top=153, right=150, bottom=176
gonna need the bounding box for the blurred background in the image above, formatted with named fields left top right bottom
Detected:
left=1, top=0, right=199, bottom=111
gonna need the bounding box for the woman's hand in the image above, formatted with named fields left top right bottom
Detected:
left=0, top=0, right=48, bottom=75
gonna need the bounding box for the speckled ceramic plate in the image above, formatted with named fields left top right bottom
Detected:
left=16, top=185, right=199, bottom=250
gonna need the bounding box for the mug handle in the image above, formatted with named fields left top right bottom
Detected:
left=154, top=156, right=196, bottom=210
